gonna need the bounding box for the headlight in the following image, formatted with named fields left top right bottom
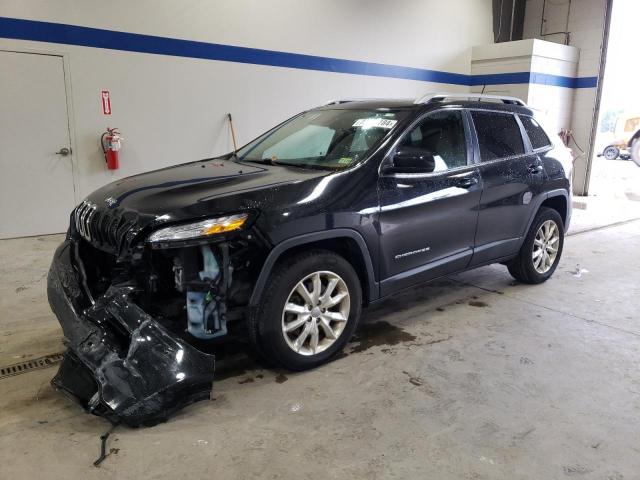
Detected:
left=148, top=213, right=248, bottom=243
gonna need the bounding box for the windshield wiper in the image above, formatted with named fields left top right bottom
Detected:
left=243, top=157, right=293, bottom=166
left=276, top=162, right=337, bottom=171
left=238, top=158, right=335, bottom=171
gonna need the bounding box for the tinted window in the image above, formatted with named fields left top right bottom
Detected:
left=520, top=115, right=552, bottom=150
left=471, top=111, right=524, bottom=161
left=399, top=110, right=467, bottom=171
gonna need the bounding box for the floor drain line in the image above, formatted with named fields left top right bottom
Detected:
left=0, top=352, right=65, bottom=380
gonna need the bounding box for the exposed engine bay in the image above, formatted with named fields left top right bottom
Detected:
left=48, top=216, right=268, bottom=427
left=79, top=233, right=262, bottom=341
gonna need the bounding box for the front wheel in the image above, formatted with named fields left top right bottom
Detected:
left=250, top=250, right=362, bottom=371
left=507, top=207, right=564, bottom=284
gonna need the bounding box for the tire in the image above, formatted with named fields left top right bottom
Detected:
left=249, top=249, right=362, bottom=371
left=631, top=139, right=640, bottom=167
left=507, top=207, right=564, bottom=284
left=603, top=145, right=619, bottom=160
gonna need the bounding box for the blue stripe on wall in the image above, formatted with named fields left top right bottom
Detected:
left=470, top=72, right=532, bottom=86
left=0, top=16, right=598, bottom=89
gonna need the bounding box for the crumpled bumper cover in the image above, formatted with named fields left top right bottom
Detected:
left=47, top=238, right=215, bottom=427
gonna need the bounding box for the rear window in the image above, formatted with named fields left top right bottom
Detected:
left=520, top=115, right=552, bottom=150
left=471, top=111, right=524, bottom=161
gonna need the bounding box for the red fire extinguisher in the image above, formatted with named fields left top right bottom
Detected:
left=101, top=127, right=122, bottom=170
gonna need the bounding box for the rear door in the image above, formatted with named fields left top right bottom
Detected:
left=377, top=109, right=482, bottom=296
left=468, top=109, right=545, bottom=266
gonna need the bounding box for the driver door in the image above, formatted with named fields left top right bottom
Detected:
left=377, top=109, right=482, bottom=296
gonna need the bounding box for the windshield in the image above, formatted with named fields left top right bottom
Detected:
left=236, top=109, right=407, bottom=170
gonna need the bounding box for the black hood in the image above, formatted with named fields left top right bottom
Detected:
left=76, top=158, right=333, bottom=255
left=86, top=158, right=329, bottom=218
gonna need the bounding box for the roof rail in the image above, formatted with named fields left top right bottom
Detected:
left=414, top=92, right=526, bottom=106
left=323, top=98, right=381, bottom=106
left=323, top=99, right=355, bottom=106
left=322, top=98, right=401, bottom=106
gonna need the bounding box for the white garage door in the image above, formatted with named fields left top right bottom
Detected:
left=0, top=51, right=76, bottom=239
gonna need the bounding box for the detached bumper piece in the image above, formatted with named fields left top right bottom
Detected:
left=47, top=239, right=216, bottom=427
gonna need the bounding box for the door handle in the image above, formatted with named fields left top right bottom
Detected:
left=55, top=147, right=72, bottom=156
left=455, top=176, right=478, bottom=188
left=528, top=164, right=543, bottom=174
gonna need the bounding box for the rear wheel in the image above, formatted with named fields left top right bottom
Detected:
left=603, top=145, right=620, bottom=160
left=250, top=250, right=362, bottom=371
left=507, top=207, right=564, bottom=284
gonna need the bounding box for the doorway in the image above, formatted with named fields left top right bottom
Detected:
left=0, top=50, right=76, bottom=239
left=588, top=0, right=640, bottom=205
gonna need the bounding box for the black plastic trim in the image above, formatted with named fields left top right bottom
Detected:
left=519, top=188, right=571, bottom=245
left=248, top=229, right=378, bottom=306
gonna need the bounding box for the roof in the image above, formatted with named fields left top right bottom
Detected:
left=317, top=98, right=535, bottom=116
left=317, top=99, right=417, bottom=110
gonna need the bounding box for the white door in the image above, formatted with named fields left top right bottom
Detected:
left=0, top=51, right=76, bottom=239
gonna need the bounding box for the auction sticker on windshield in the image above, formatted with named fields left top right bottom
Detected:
left=353, top=118, right=397, bottom=129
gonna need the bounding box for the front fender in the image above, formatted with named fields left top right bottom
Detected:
left=248, top=229, right=378, bottom=306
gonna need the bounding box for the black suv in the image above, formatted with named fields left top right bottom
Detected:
left=48, top=93, right=572, bottom=425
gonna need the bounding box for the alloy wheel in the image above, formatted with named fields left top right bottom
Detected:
left=532, top=220, right=560, bottom=274
left=281, top=271, right=350, bottom=356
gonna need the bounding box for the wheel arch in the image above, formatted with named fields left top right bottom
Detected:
left=540, top=193, right=568, bottom=228
left=248, top=229, right=378, bottom=307
left=521, top=189, right=570, bottom=245
left=627, top=130, right=640, bottom=148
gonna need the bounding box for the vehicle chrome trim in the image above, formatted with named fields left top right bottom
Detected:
left=415, top=92, right=526, bottom=106
left=394, top=246, right=430, bottom=260
left=385, top=164, right=478, bottom=180
left=75, top=200, right=97, bottom=242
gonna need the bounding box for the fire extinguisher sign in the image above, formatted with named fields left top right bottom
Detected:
left=101, top=90, right=111, bottom=115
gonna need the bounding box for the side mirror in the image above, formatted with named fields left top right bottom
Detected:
left=384, top=147, right=435, bottom=174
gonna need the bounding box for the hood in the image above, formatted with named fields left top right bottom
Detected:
left=86, top=158, right=330, bottom=219
left=76, top=158, right=332, bottom=256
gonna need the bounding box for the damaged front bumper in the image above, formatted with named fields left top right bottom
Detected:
left=47, top=237, right=216, bottom=427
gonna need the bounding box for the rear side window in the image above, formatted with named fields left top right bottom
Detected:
left=520, top=115, right=552, bottom=150
left=471, top=111, right=524, bottom=161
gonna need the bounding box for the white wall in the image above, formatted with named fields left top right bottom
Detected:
left=523, top=0, right=609, bottom=194
left=0, top=0, right=493, bottom=202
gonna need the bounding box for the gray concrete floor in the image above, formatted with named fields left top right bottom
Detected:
left=1, top=218, right=639, bottom=479
left=588, top=156, right=640, bottom=202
